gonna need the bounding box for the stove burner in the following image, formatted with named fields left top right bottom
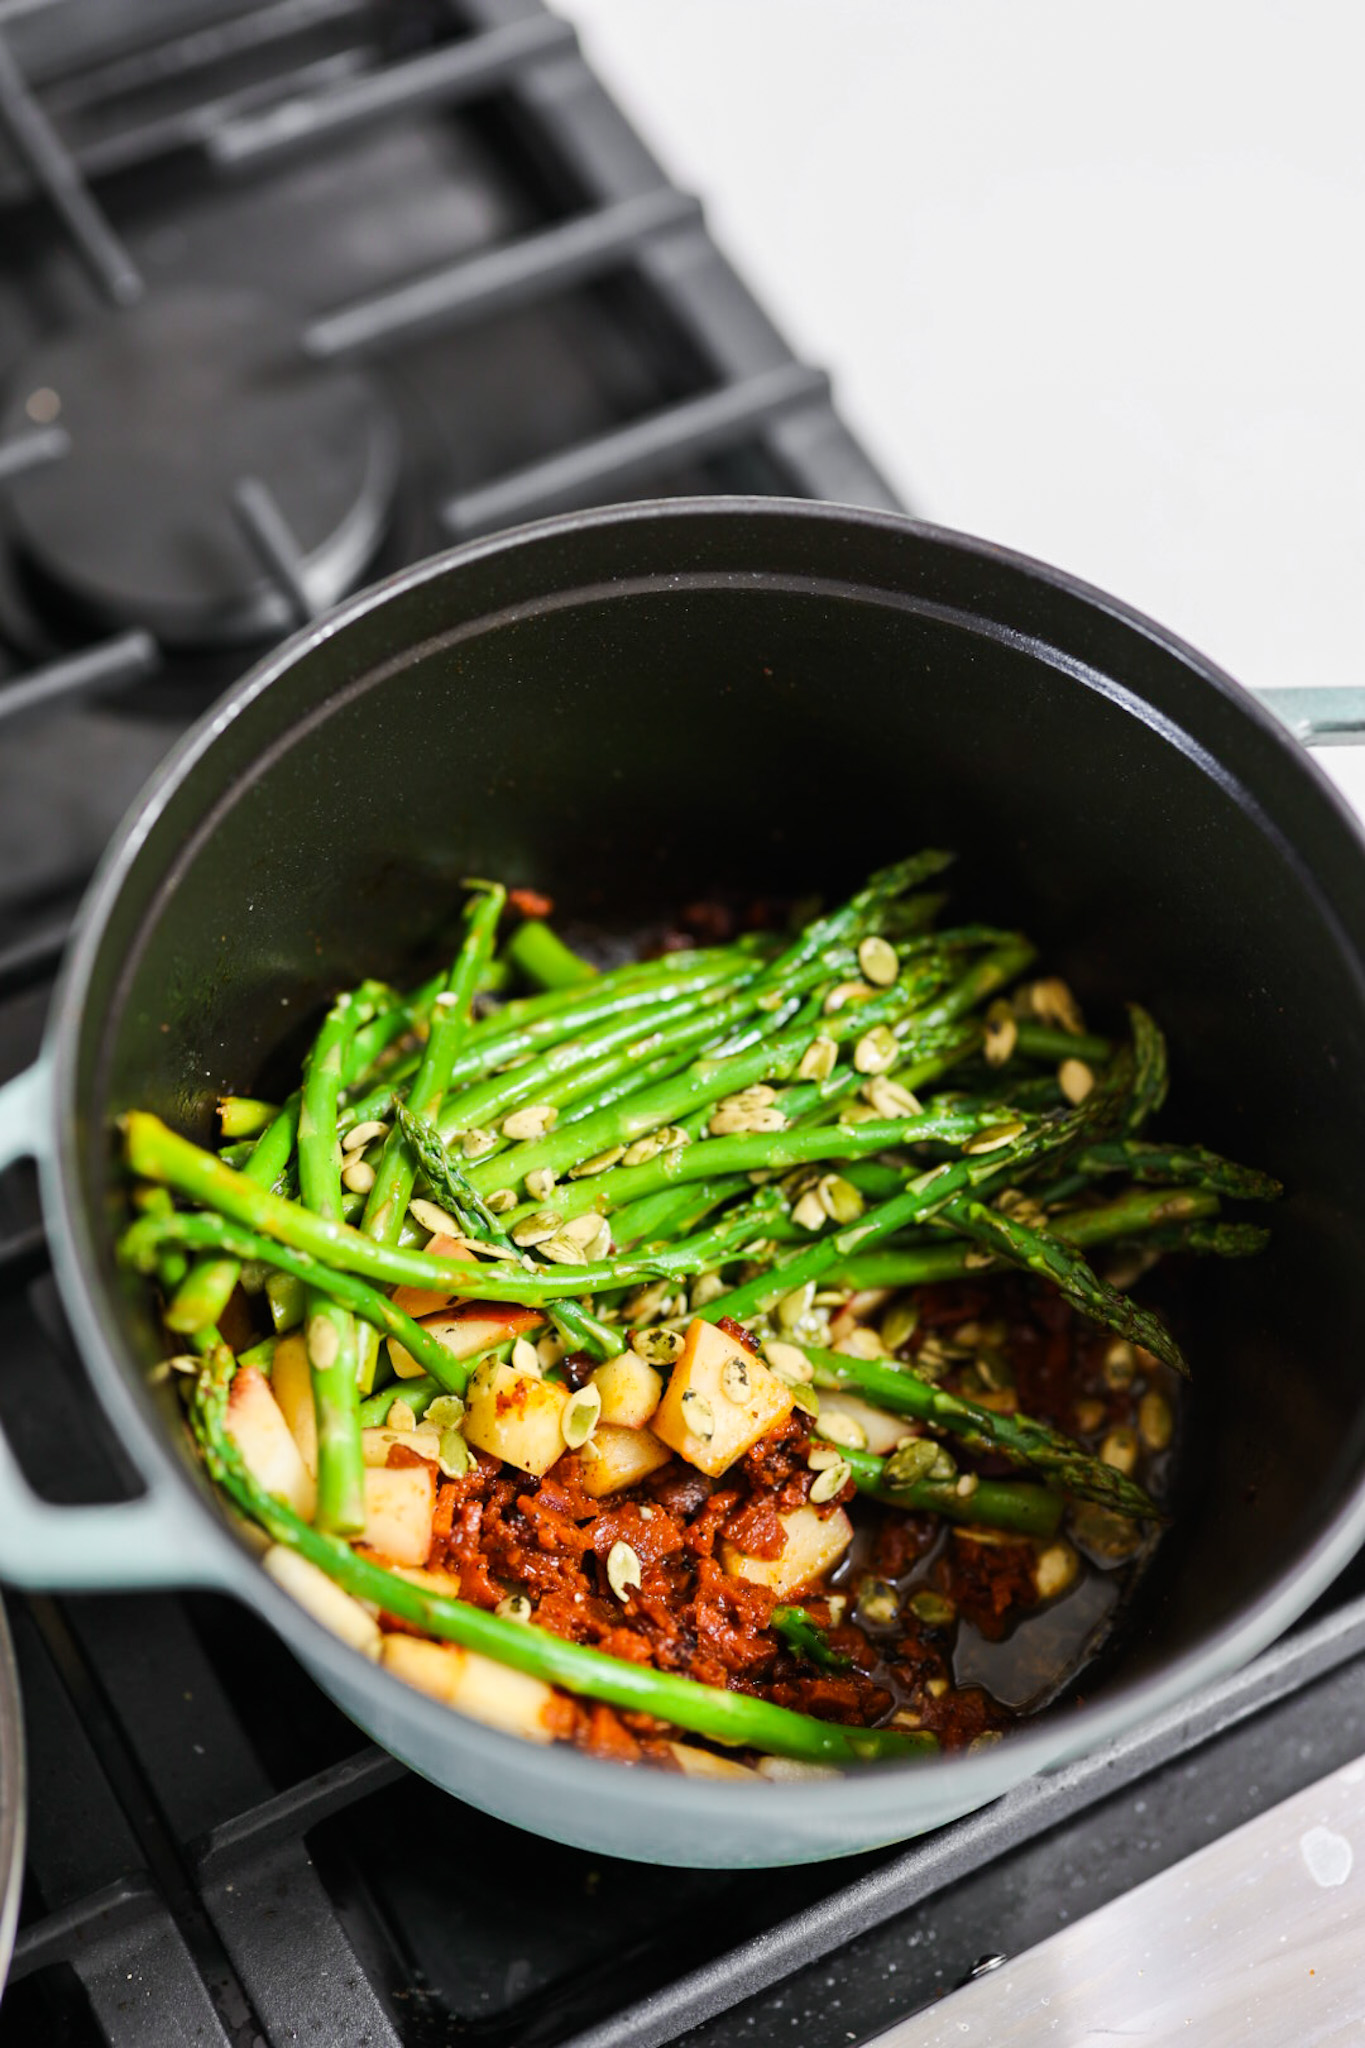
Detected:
left=1, top=287, right=400, bottom=649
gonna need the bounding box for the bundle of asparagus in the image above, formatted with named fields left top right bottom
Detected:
left=120, top=855, right=1279, bottom=1771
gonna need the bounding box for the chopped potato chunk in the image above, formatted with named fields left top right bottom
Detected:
left=387, top=1299, right=543, bottom=1380
left=226, top=1366, right=315, bottom=1519
left=360, top=1426, right=441, bottom=1467
left=390, top=1233, right=467, bottom=1319
left=722, top=1502, right=854, bottom=1598
left=667, top=1742, right=760, bottom=1779
left=362, top=1463, right=436, bottom=1567
left=262, top=1545, right=381, bottom=1657
left=651, top=1318, right=792, bottom=1476
left=381, top=1633, right=558, bottom=1743
left=269, top=1333, right=317, bottom=1474
left=591, top=1350, right=663, bottom=1429
left=578, top=1423, right=672, bottom=1497
left=462, top=1360, right=568, bottom=1475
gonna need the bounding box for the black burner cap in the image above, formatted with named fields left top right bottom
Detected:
left=2, top=286, right=400, bottom=649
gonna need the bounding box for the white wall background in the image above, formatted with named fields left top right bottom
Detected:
left=567, top=1, right=1365, bottom=808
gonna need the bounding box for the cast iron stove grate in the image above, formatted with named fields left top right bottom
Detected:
left=1, top=5, right=1365, bottom=2044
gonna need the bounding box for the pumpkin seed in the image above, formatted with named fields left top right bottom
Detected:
left=857, top=935, right=899, bottom=987
left=1028, top=977, right=1085, bottom=1034
left=525, top=1167, right=558, bottom=1200
left=690, top=1272, right=726, bottom=1308
left=1073, top=1397, right=1106, bottom=1434
left=815, top=1409, right=867, bottom=1451
left=502, top=1103, right=558, bottom=1142
left=1102, top=1339, right=1137, bottom=1389
left=908, top=1589, right=956, bottom=1627
left=511, top=1208, right=561, bottom=1247
left=387, top=1398, right=418, bottom=1432
left=540, top=1229, right=596, bottom=1266
left=536, top=1332, right=565, bottom=1372
left=631, top=1326, right=684, bottom=1366
left=569, top=1144, right=627, bottom=1179
left=1100, top=1425, right=1139, bottom=1474
left=720, top=1354, right=754, bottom=1405
left=807, top=1443, right=845, bottom=1471
left=857, top=1579, right=899, bottom=1626
left=824, top=979, right=873, bottom=1013
left=1057, top=1057, right=1094, bottom=1105
left=982, top=1000, right=1018, bottom=1067
left=809, top=1460, right=851, bottom=1504
left=955, top=1472, right=979, bottom=1498
left=788, top=1383, right=821, bottom=1417
left=341, top=1157, right=376, bottom=1194
left=797, top=1034, right=839, bottom=1082
left=1033, top=1541, right=1079, bottom=1601
left=863, top=1074, right=922, bottom=1120
left=409, top=1196, right=463, bottom=1238
left=834, top=1325, right=886, bottom=1360
left=776, top=1281, right=816, bottom=1330
left=607, top=1540, right=642, bottom=1602
left=995, top=1185, right=1047, bottom=1229
left=765, top=1339, right=814, bottom=1383
left=880, top=1296, right=920, bottom=1350
left=886, top=1436, right=957, bottom=1487
left=853, top=1024, right=898, bottom=1075
left=342, top=1119, right=389, bottom=1152
left=426, top=1395, right=465, bottom=1429
left=484, top=1187, right=518, bottom=1213
left=511, top=1336, right=542, bottom=1377
left=437, top=1428, right=471, bottom=1478
left=458, top=1128, right=498, bottom=1159
left=1138, top=1389, right=1173, bottom=1451
left=495, top=1593, right=532, bottom=1622
left=562, top=1384, right=602, bottom=1449
left=963, top=1120, right=1026, bottom=1156
left=839, top=1100, right=881, bottom=1125
left=680, top=1389, right=715, bottom=1440
left=817, top=1173, right=865, bottom=1225
left=791, top=1188, right=828, bottom=1232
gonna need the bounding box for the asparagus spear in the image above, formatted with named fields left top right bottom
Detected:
left=797, top=1344, right=1159, bottom=1516
left=191, top=1347, right=934, bottom=1767
left=504, top=918, right=596, bottom=990
left=297, top=990, right=370, bottom=1534
left=771, top=1605, right=851, bottom=1671
left=124, top=1209, right=479, bottom=1394
left=1073, top=1138, right=1282, bottom=1202
left=842, top=1447, right=1063, bottom=1537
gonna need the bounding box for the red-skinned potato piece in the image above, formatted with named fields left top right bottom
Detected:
left=387, top=1298, right=543, bottom=1380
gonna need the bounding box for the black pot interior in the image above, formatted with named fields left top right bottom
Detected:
left=71, top=505, right=1365, bottom=1711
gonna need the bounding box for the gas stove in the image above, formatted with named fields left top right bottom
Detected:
left=1, top=6, right=1364, bottom=2044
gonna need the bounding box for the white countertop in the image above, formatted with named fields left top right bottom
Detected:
left=567, top=0, right=1365, bottom=813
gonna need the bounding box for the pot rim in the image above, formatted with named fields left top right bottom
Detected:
left=38, top=493, right=1365, bottom=1832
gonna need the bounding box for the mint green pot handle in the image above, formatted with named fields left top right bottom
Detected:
left=0, top=1063, right=231, bottom=1590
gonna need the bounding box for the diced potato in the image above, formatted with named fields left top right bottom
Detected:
left=667, top=1742, right=760, bottom=1780
left=387, top=1298, right=543, bottom=1380
left=756, top=1755, right=841, bottom=1782
left=390, top=1562, right=463, bottom=1600
left=591, top=1350, right=663, bottom=1429
left=462, top=1361, right=568, bottom=1475
left=262, top=1545, right=382, bottom=1657
left=381, top=1633, right=558, bottom=1743
left=578, top=1423, right=672, bottom=1497
left=227, top=1366, right=315, bottom=1519
left=362, top=1463, right=436, bottom=1567
left=651, top=1318, right=793, bottom=1477
left=390, top=1233, right=467, bottom=1318
left=722, top=1503, right=854, bottom=1599
left=360, top=1426, right=441, bottom=1467
left=270, top=1333, right=317, bottom=1473
left=816, top=1389, right=907, bottom=1456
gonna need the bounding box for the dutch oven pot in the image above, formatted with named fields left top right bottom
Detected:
left=2, top=498, right=1365, bottom=1868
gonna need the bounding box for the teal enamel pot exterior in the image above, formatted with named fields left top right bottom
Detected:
left=3, top=497, right=1365, bottom=1867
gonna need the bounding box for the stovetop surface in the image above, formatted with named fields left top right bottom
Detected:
left=1, top=6, right=1364, bottom=2046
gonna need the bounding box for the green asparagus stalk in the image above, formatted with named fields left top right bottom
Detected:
left=771, top=1605, right=851, bottom=1671
left=799, top=1344, right=1158, bottom=1516
left=504, top=918, right=596, bottom=990
left=218, top=1096, right=278, bottom=1140
left=297, top=990, right=369, bottom=1534
left=1074, top=1138, right=1282, bottom=1202
left=192, top=1348, right=934, bottom=1767
left=842, top=1446, right=1063, bottom=1537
